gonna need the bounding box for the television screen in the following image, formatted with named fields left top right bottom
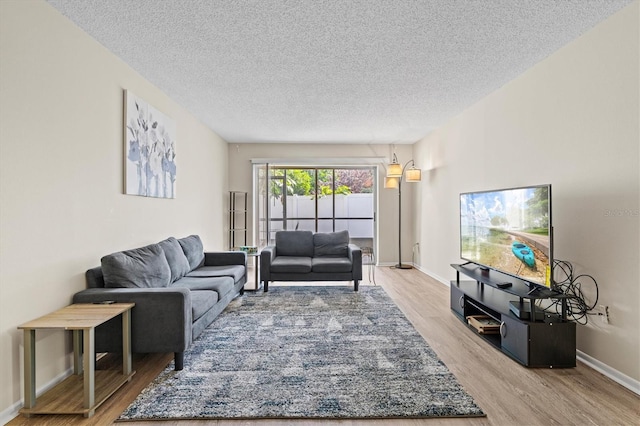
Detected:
left=460, top=185, right=552, bottom=287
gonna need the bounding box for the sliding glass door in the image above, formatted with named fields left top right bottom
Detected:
left=254, top=165, right=375, bottom=250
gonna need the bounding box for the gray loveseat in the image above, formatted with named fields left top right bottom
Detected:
left=260, top=230, right=362, bottom=292
left=72, top=235, right=246, bottom=370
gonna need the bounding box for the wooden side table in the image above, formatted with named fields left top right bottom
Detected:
left=18, top=302, right=136, bottom=418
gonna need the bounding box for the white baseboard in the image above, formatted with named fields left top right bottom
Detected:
left=0, top=366, right=73, bottom=425
left=413, top=264, right=450, bottom=286
left=576, top=350, right=640, bottom=395
left=377, top=262, right=451, bottom=287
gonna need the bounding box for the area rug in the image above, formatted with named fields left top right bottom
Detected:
left=118, top=286, right=484, bottom=421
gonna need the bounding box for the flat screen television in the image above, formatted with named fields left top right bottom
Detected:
left=460, top=184, right=552, bottom=287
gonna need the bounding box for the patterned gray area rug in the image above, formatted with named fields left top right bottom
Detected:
left=118, top=286, right=484, bottom=421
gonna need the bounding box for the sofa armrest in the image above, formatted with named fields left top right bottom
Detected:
left=72, top=287, right=192, bottom=353
left=348, top=244, right=363, bottom=280
left=260, top=246, right=276, bottom=281
left=204, top=251, right=247, bottom=267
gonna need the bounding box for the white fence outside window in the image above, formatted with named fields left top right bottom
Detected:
left=269, top=193, right=374, bottom=238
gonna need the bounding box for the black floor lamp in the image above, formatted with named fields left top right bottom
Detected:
left=384, top=153, right=421, bottom=269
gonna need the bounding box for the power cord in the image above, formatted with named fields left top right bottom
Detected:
left=412, top=242, right=419, bottom=266
left=540, top=260, right=600, bottom=325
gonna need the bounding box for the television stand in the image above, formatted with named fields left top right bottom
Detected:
left=450, top=263, right=576, bottom=368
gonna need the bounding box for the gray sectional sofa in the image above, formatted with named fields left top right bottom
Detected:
left=260, top=230, right=362, bottom=292
left=72, top=235, right=246, bottom=370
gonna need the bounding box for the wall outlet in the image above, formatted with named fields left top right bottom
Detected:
left=599, top=305, right=610, bottom=324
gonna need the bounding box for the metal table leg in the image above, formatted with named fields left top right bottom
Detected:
left=82, top=327, right=95, bottom=417
left=23, top=329, right=36, bottom=410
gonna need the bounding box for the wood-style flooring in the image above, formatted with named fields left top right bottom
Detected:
left=8, top=267, right=639, bottom=425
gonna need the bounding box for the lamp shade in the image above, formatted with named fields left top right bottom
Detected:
left=384, top=176, right=399, bottom=189
left=406, top=166, right=422, bottom=182
left=387, top=162, right=402, bottom=177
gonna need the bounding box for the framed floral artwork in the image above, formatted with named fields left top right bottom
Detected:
left=124, top=90, right=176, bottom=198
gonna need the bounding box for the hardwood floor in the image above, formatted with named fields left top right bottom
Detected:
left=8, top=267, right=639, bottom=425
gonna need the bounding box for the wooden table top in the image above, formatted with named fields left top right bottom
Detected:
left=18, top=303, right=135, bottom=330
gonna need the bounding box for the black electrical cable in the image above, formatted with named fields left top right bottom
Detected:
left=539, top=260, right=600, bottom=325
left=553, top=260, right=573, bottom=286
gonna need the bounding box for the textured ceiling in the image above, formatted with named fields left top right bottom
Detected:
left=47, top=0, right=632, bottom=144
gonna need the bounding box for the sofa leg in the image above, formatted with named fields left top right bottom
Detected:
left=239, top=287, right=245, bottom=295
left=354, top=280, right=359, bottom=291
left=174, top=352, right=184, bottom=370
left=263, top=281, right=269, bottom=292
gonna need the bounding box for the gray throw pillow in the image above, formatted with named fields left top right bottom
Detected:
left=101, top=243, right=171, bottom=288
left=276, top=231, right=314, bottom=257
left=158, top=237, right=191, bottom=282
left=313, top=230, right=349, bottom=257
left=177, top=234, right=205, bottom=270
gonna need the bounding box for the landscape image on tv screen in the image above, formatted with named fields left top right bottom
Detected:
left=460, top=185, right=551, bottom=286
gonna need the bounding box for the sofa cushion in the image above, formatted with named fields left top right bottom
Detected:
left=101, top=244, right=171, bottom=288
left=177, top=235, right=205, bottom=270
left=271, top=256, right=312, bottom=273
left=158, top=237, right=192, bottom=282
left=275, top=231, right=314, bottom=258
left=313, top=230, right=349, bottom=257
left=190, top=290, right=219, bottom=322
left=171, top=276, right=235, bottom=299
left=186, top=265, right=245, bottom=282
left=312, top=257, right=353, bottom=273
left=86, top=267, right=106, bottom=288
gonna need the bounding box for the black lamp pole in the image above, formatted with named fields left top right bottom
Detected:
left=395, top=160, right=415, bottom=269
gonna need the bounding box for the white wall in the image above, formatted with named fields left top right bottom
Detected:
left=0, top=0, right=229, bottom=415
left=413, top=2, right=639, bottom=382
left=227, top=143, right=417, bottom=265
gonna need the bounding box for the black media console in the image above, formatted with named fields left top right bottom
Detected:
left=450, top=263, right=576, bottom=368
